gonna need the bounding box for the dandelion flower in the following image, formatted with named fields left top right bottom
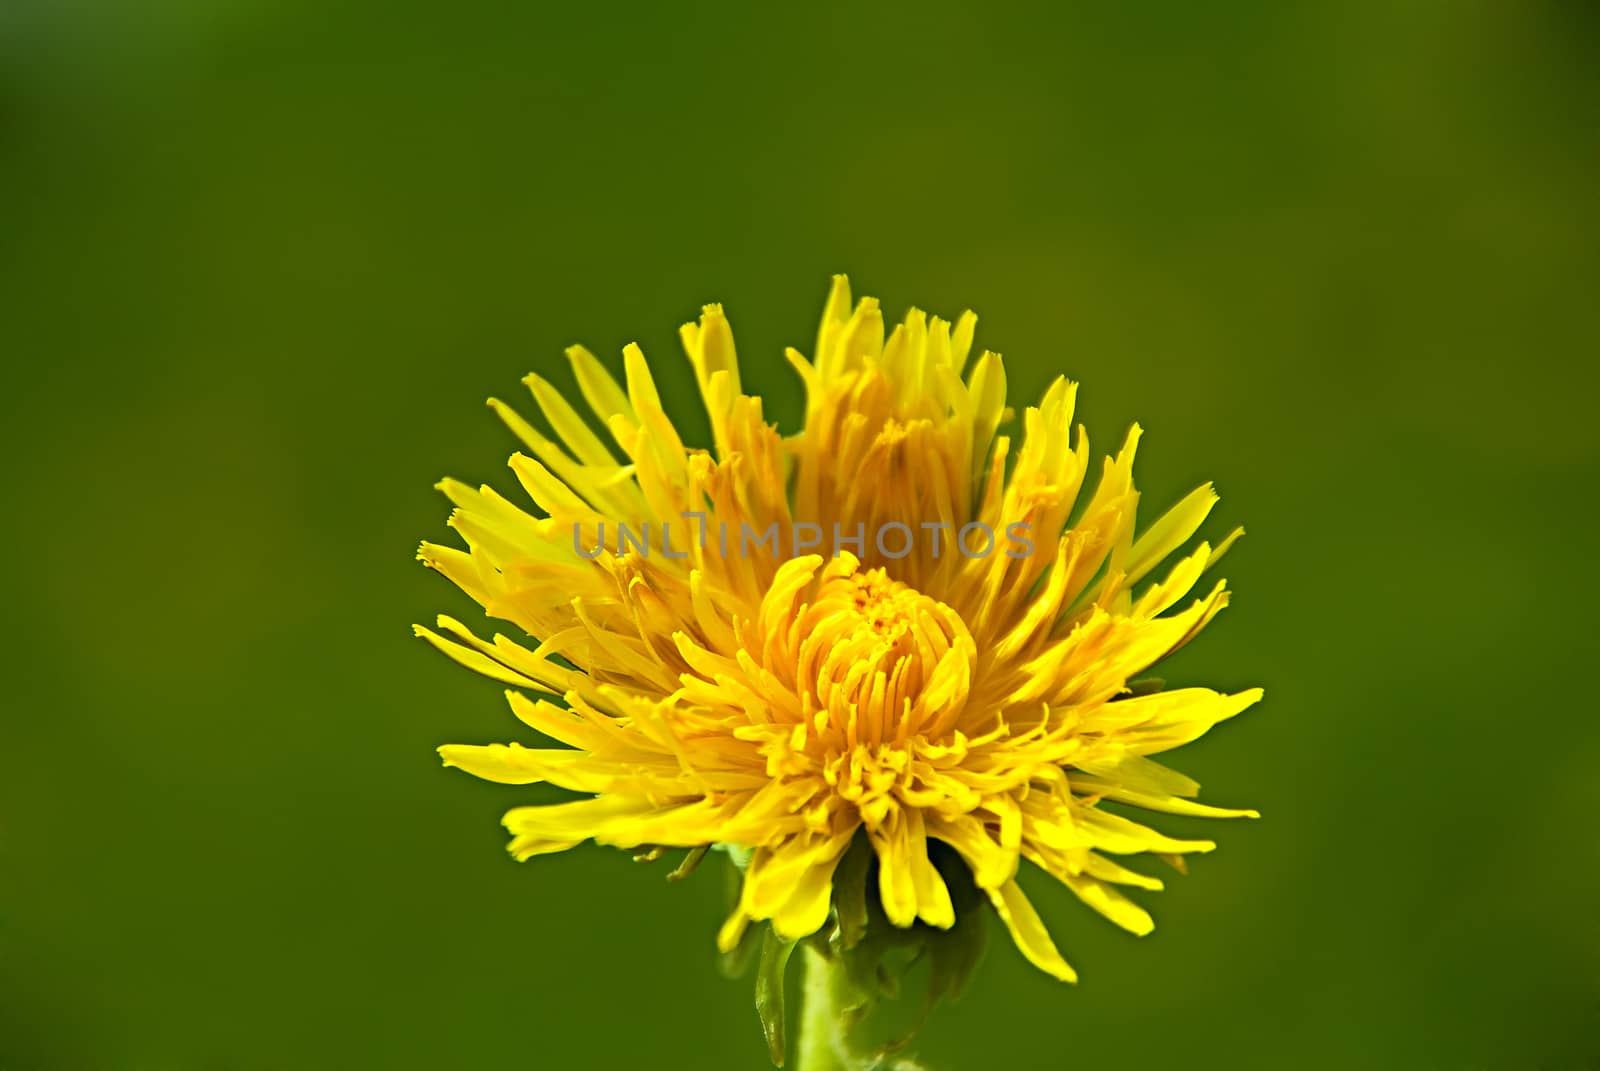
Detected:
left=418, top=276, right=1260, bottom=993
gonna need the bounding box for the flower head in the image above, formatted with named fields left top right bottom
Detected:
left=419, top=276, right=1260, bottom=985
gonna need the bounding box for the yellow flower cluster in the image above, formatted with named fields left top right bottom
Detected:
left=419, top=276, right=1260, bottom=982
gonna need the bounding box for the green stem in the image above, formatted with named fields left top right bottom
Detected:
left=796, top=945, right=856, bottom=1071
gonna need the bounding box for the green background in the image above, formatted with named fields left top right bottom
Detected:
left=4, top=2, right=1596, bottom=1068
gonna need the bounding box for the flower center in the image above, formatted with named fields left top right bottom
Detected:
left=795, top=566, right=975, bottom=752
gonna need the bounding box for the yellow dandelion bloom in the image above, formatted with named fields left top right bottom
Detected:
left=419, top=276, right=1260, bottom=984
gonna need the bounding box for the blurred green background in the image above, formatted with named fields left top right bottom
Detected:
left=3, top=1, right=1596, bottom=1068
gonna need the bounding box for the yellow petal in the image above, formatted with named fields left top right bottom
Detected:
left=770, top=831, right=856, bottom=939
left=986, top=879, right=1077, bottom=983
left=1062, top=873, right=1154, bottom=936
left=414, top=625, right=543, bottom=689
left=501, top=796, right=654, bottom=860
left=1124, top=482, right=1218, bottom=587
left=928, top=814, right=1018, bottom=890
